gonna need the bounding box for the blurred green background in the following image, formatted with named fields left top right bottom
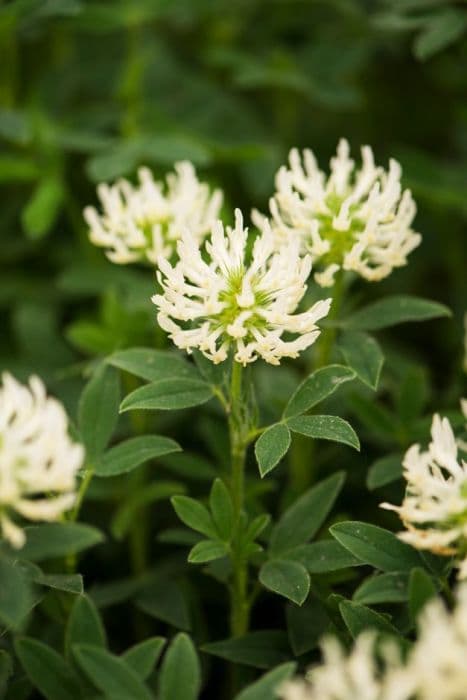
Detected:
left=1, top=0, right=466, bottom=401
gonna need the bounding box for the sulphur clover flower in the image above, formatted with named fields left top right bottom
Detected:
left=84, top=161, right=223, bottom=265
left=279, top=586, right=467, bottom=700
left=381, top=411, right=467, bottom=578
left=254, top=138, right=421, bottom=287
left=152, top=209, right=331, bottom=365
left=0, top=373, right=84, bottom=548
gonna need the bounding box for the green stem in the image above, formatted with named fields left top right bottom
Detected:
left=316, top=270, right=344, bottom=369
left=228, top=361, right=250, bottom=638
left=66, top=466, right=94, bottom=572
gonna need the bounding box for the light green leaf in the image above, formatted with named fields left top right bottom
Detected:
left=122, top=637, right=166, bottom=680
left=209, top=479, right=234, bottom=541
left=260, top=559, right=310, bottom=606
left=255, top=423, right=291, bottom=477
left=159, top=633, right=201, bottom=700
left=284, top=365, right=355, bottom=419
left=73, top=645, right=152, bottom=700
left=0, top=559, right=33, bottom=630
left=78, top=362, right=120, bottom=461
left=22, top=176, right=65, bottom=240
left=15, top=523, right=104, bottom=562
left=15, top=638, right=81, bottom=700
left=345, top=295, right=451, bottom=331
left=287, top=415, right=360, bottom=451
left=188, top=540, right=228, bottom=564
left=171, top=495, right=217, bottom=538
left=414, top=9, right=467, bottom=61
left=338, top=331, right=384, bottom=390
left=330, top=521, right=423, bottom=572
left=120, top=378, right=213, bottom=412
left=108, top=348, right=198, bottom=382
left=95, top=435, right=181, bottom=477
left=270, top=472, right=345, bottom=556
left=235, top=662, right=297, bottom=700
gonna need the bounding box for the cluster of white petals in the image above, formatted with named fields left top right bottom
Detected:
left=255, top=138, right=421, bottom=287
left=381, top=412, right=467, bottom=578
left=0, top=373, right=84, bottom=548
left=152, top=209, right=331, bottom=365
left=84, top=161, right=223, bottom=265
left=280, top=586, right=467, bottom=700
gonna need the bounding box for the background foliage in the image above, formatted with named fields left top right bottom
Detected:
left=1, top=0, right=466, bottom=698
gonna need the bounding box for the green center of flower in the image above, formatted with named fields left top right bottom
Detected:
left=215, top=268, right=270, bottom=336
left=314, top=193, right=365, bottom=267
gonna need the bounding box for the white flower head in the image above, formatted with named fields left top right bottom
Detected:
left=152, top=209, right=331, bottom=366
left=381, top=412, right=467, bottom=577
left=0, top=373, right=84, bottom=548
left=84, top=161, right=223, bottom=265
left=255, top=138, right=421, bottom=287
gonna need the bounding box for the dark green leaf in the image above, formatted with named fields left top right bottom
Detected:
left=255, top=423, right=291, bottom=477
left=95, top=435, right=181, bottom=477
left=136, top=579, right=190, bottom=630
left=330, top=521, right=423, bottom=572
left=202, top=631, right=290, bottom=669
left=120, top=378, right=213, bottom=412
left=286, top=598, right=330, bottom=656
left=108, top=348, right=198, bottom=382
left=16, top=523, right=104, bottom=562
left=284, top=365, right=355, bottom=418
left=159, top=633, right=201, bottom=700
left=414, top=9, right=467, bottom=61
left=345, top=295, right=451, bottom=331
left=78, top=363, right=120, bottom=461
left=209, top=478, right=234, bottom=540
left=0, top=559, right=33, bottom=630
left=353, top=573, right=409, bottom=605
left=33, top=573, right=83, bottom=595
left=408, top=568, right=437, bottom=622
left=270, top=472, right=345, bottom=556
left=188, top=540, right=228, bottom=564
left=122, top=638, right=166, bottom=680
left=111, top=481, right=185, bottom=540
left=259, top=559, right=310, bottom=605
left=287, top=540, right=362, bottom=573
left=287, top=415, right=360, bottom=451
left=338, top=331, right=384, bottom=390
left=366, top=454, right=402, bottom=490
left=235, top=662, right=297, bottom=700
left=73, top=645, right=152, bottom=700
left=15, top=638, right=80, bottom=700
left=66, top=595, right=106, bottom=658
left=22, top=177, right=65, bottom=240
left=172, top=495, right=217, bottom=538
left=339, top=601, right=400, bottom=638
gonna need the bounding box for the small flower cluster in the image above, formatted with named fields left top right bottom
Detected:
left=280, top=585, right=467, bottom=700
left=84, top=161, right=223, bottom=265
left=254, top=139, right=420, bottom=286
left=0, top=373, right=83, bottom=548
left=381, top=408, right=467, bottom=578
left=152, top=210, right=331, bottom=365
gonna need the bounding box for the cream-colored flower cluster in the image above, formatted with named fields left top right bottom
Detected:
left=152, top=209, right=331, bottom=366
left=84, top=161, right=223, bottom=265
left=280, top=586, right=467, bottom=700
left=381, top=409, right=467, bottom=578
left=0, top=373, right=83, bottom=548
left=254, top=139, right=421, bottom=287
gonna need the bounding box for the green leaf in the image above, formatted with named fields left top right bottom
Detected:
left=284, top=365, right=356, bottom=419
left=338, top=331, right=384, bottom=390
left=270, top=472, right=345, bottom=556
left=259, top=559, right=310, bottom=606
left=15, top=638, right=81, bottom=700
left=0, top=650, right=13, bottom=695
left=345, top=295, right=451, bottom=331
left=287, top=540, right=362, bottom=573
left=366, top=454, right=403, bottom=490
left=235, top=662, right=297, bottom=700
left=111, top=481, right=185, bottom=540
left=22, top=176, right=65, bottom=240
left=108, top=348, right=198, bottom=382
left=414, top=9, right=467, bottom=61
left=408, top=568, right=437, bottom=622
left=73, top=645, right=152, bottom=700
left=339, top=600, right=400, bottom=638
left=255, top=423, right=291, bottom=477
left=95, top=435, right=181, bottom=477
left=202, top=631, right=290, bottom=669
left=353, top=573, right=410, bottom=605
left=122, top=637, right=166, bottom=680
left=209, top=478, right=234, bottom=540
left=16, top=523, right=104, bottom=562
left=159, top=633, right=201, bottom=700
left=287, top=415, right=360, bottom=451
left=330, top=522, right=423, bottom=572
left=286, top=598, right=330, bottom=656
left=120, top=378, right=213, bottom=412
left=0, top=558, right=32, bottom=630
left=32, top=572, right=83, bottom=595
left=171, top=495, right=217, bottom=538
left=188, top=540, right=228, bottom=564
left=136, top=579, right=190, bottom=630
left=78, top=362, right=120, bottom=461
left=66, top=595, right=106, bottom=658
